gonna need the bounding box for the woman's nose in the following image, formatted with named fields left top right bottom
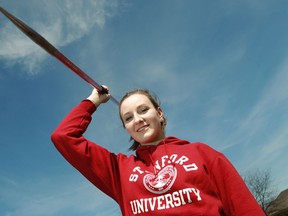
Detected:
left=134, top=114, right=143, bottom=124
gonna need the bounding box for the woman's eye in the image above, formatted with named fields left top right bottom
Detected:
left=140, top=107, right=148, bottom=113
left=125, top=116, right=133, bottom=122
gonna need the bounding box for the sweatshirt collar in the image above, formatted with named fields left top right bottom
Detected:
left=135, top=136, right=190, bottom=160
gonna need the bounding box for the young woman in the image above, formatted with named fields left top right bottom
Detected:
left=51, top=87, right=265, bottom=215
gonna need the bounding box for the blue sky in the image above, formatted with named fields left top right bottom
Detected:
left=1, top=0, right=288, bottom=215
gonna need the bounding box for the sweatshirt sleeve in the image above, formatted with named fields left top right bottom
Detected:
left=208, top=149, right=265, bottom=216
left=51, top=100, right=122, bottom=202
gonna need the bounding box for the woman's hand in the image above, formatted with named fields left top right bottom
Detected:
left=86, top=85, right=110, bottom=107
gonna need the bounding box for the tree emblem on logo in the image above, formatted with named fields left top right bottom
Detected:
left=143, top=165, right=177, bottom=194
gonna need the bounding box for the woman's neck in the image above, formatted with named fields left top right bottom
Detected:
left=140, top=136, right=166, bottom=147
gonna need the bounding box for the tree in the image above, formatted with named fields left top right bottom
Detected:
left=244, top=168, right=275, bottom=211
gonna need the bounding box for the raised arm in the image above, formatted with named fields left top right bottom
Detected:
left=51, top=87, right=122, bottom=201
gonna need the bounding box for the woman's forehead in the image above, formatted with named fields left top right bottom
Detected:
left=120, top=94, right=152, bottom=112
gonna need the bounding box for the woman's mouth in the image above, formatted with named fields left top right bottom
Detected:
left=137, top=125, right=149, bottom=132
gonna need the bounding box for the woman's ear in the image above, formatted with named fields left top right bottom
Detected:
left=157, top=107, right=163, bottom=117
left=157, top=107, right=167, bottom=127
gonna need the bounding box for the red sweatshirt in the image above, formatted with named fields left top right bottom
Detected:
left=51, top=100, right=265, bottom=216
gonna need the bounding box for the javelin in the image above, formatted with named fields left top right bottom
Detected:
left=0, top=7, right=119, bottom=105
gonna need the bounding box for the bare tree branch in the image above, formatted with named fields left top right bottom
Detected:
left=244, top=168, right=276, bottom=211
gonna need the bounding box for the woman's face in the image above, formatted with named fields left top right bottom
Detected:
left=120, top=93, right=165, bottom=146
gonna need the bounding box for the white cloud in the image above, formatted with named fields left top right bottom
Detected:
left=0, top=174, right=120, bottom=216
left=0, top=0, right=120, bottom=74
left=214, top=56, right=288, bottom=192
left=218, top=55, right=288, bottom=150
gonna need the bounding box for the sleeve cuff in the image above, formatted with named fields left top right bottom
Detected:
left=80, top=99, right=97, bottom=114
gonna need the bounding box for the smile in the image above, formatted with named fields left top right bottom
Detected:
left=137, top=125, right=149, bottom=132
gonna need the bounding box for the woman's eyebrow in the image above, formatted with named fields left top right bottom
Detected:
left=121, top=111, right=131, bottom=118
left=121, top=103, right=150, bottom=116
left=123, top=112, right=132, bottom=116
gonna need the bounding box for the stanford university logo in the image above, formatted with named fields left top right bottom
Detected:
left=143, top=165, right=177, bottom=194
